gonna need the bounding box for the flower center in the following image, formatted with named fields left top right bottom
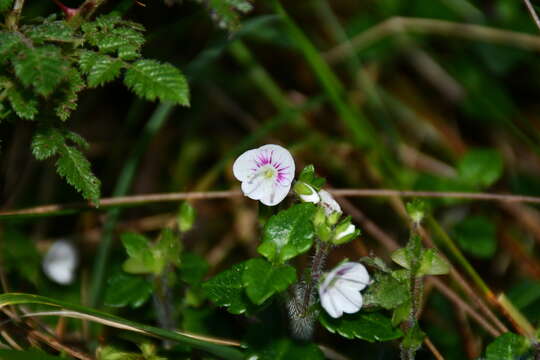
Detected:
left=263, top=167, right=276, bottom=179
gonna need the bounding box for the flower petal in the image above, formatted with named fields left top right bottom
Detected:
left=330, top=286, right=362, bottom=314
left=319, top=189, right=341, bottom=215
left=260, top=183, right=291, bottom=206
left=233, top=149, right=259, bottom=182
left=320, top=288, right=341, bottom=318
left=340, top=263, right=370, bottom=291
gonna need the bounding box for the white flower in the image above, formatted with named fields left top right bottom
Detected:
left=319, top=262, right=370, bottom=318
left=319, top=189, right=341, bottom=216
left=294, top=182, right=320, bottom=204
left=233, top=144, right=295, bottom=206
left=42, top=240, right=78, bottom=285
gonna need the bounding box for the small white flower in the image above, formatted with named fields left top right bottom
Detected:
left=295, top=182, right=320, bottom=204
left=319, top=189, right=341, bottom=216
left=42, top=240, right=78, bottom=285
left=319, top=262, right=370, bottom=318
left=233, top=144, right=295, bottom=206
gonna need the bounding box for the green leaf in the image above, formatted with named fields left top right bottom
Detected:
left=55, top=69, right=84, bottom=121
left=0, top=0, right=13, bottom=12
left=99, top=27, right=145, bottom=60
left=6, top=87, right=38, bottom=120
left=31, top=127, right=65, bottom=160
left=417, top=249, right=450, bottom=276
left=123, top=59, right=190, bottom=106
left=0, top=349, right=64, bottom=360
left=24, top=21, right=76, bottom=44
left=0, top=293, right=244, bottom=360
left=458, top=149, right=503, bottom=188
left=104, top=273, right=153, bottom=308
left=13, top=45, right=69, bottom=96
left=242, top=258, right=296, bottom=305
left=453, top=216, right=497, bottom=259
left=320, top=311, right=403, bottom=342
left=485, top=333, right=529, bottom=360
left=363, top=273, right=409, bottom=310
left=0, top=31, right=22, bottom=63
left=56, top=145, right=101, bottom=203
left=154, top=228, right=181, bottom=269
left=258, top=203, right=316, bottom=263
left=247, top=338, right=324, bottom=360
left=79, top=51, right=122, bottom=87
left=401, top=322, right=425, bottom=353
left=298, top=164, right=326, bottom=190
left=121, top=233, right=155, bottom=274
left=207, top=0, right=253, bottom=30
left=97, top=346, right=141, bottom=360
left=180, top=252, right=209, bottom=285
left=203, top=262, right=253, bottom=314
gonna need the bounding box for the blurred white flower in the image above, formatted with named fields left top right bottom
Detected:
left=294, top=182, right=320, bottom=204
left=319, top=262, right=370, bottom=318
left=233, top=144, right=295, bottom=206
left=318, top=189, right=341, bottom=216
left=42, top=240, right=78, bottom=285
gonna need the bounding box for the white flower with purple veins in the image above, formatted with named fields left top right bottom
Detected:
left=319, top=262, right=370, bottom=318
left=319, top=189, right=341, bottom=216
left=233, top=144, right=295, bottom=206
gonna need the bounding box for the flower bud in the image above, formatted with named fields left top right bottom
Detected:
left=178, top=202, right=196, bottom=232
left=332, top=217, right=360, bottom=245
left=293, top=181, right=320, bottom=204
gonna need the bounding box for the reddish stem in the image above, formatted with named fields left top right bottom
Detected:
left=51, top=0, right=78, bottom=19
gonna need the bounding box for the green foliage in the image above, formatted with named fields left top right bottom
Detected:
left=31, top=127, right=100, bottom=202
left=124, top=60, right=190, bottom=106
left=207, top=0, right=254, bottom=30
left=98, top=343, right=166, bottom=360
left=202, top=262, right=253, bottom=314
left=122, top=232, right=156, bottom=274
left=258, top=203, right=316, bottom=263
left=453, top=216, right=497, bottom=259
left=104, top=273, right=153, bottom=308
left=0, top=349, right=64, bottom=360
left=458, top=149, right=504, bottom=188
left=319, top=311, right=403, bottom=342
left=1, top=11, right=191, bottom=202
left=154, top=228, right=182, bottom=268
left=363, top=272, right=409, bottom=310
left=401, top=322, right=425, bottom=354
left=0, top=0, right=13, bottom=12
left=178, top=202, right=197, bottom=232
left=0, top=228, right=40, bottom=284
left=179, top=252, right=208, bottom=285
left=242, top=258, right=296, bottom=305
left=485, top=333, right=530, bottom=360
left=246, top=338, right=324, bottom=360
left=391, top=237, right=449, bottom=276
left=298, top=164, right=326, bottom=190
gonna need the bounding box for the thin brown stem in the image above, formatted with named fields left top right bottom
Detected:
left=523, top=0, right=540, bottom=32
left=5, top=0, right=25, bottom=30
left=424, top=336, right=445, bottom=360
left=324, top=17, right=540, bottom=64
left=4, top=189, right=540, bottom=218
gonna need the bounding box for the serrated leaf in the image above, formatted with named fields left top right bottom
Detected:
left=485, top=333, right=529, bottom=360
left=0, top=31, right=23, bottom=63
left=458, top=148, right=503, bottom=188
left=258, top=203, right=316, bottom=263
left=13, top=45, right=69, bottom=96
left=180, top=252, right=208, bottom=285
left=31, top=127, right=65, bottom=160
left=319, top=311, right=403, bottom=342
left=100, top=27, right=144, bottom=60
left=104, top=273, right=153, bottom=308
left=121, top=232, right=155, bottom=274
left=363, top=273, right=409, bottom=310
left=202, top=262, right=253, bottom=314
left=64, top=130, right=89, bottom=150
left=124, top=60, right=189, bottom=106
left=242, top=258, right=296, bottom=305
left=56, top=145, right=101, bottom=203
left=79, top=51, right=123, bottom=87
left=6, top=87, right=38, bottom=120
left=24, top=21, right=76, bottom=44
left=55, top=69, right=84, bottom=121
left=453, top=216, right=497, bottom=259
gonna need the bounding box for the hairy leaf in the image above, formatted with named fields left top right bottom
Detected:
left=242, top=258, right=296, bottom=305
left=24, top=21, right=76, bottom=44
left=13, top=45, right=69, bottom=96
left=79, top=51, right=123, bottom=87
left=203, top=262, right=253, bottom=314
left=258, top=203, right=316, bottom=263
left=319, top=311, right=403, bottom=342
left=55, top=69, right=84, bottom=121
left=56, top=145, right=101, bottom=203
left=124, top=60, right=189, bottom=106
left=31, top=127, right=65, bottom=160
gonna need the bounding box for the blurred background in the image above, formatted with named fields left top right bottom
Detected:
left=2, top=0, right=540, bottom=358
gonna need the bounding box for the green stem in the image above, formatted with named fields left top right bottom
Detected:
left=90, top=103, right=174, bottom=308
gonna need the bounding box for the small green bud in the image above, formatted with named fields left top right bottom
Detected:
left=332, top=217, right=360, bottom=245
left=406, top=200, right=427, bottom=225
left=178, top=202, right=196, bottom=232
left=316, top=223, right=333, bottom=242
left=313, top=207, right=327, bottom=227
left=327, top=211, right=341, bottom=226
left=293, top=181, right=320, bottom=203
